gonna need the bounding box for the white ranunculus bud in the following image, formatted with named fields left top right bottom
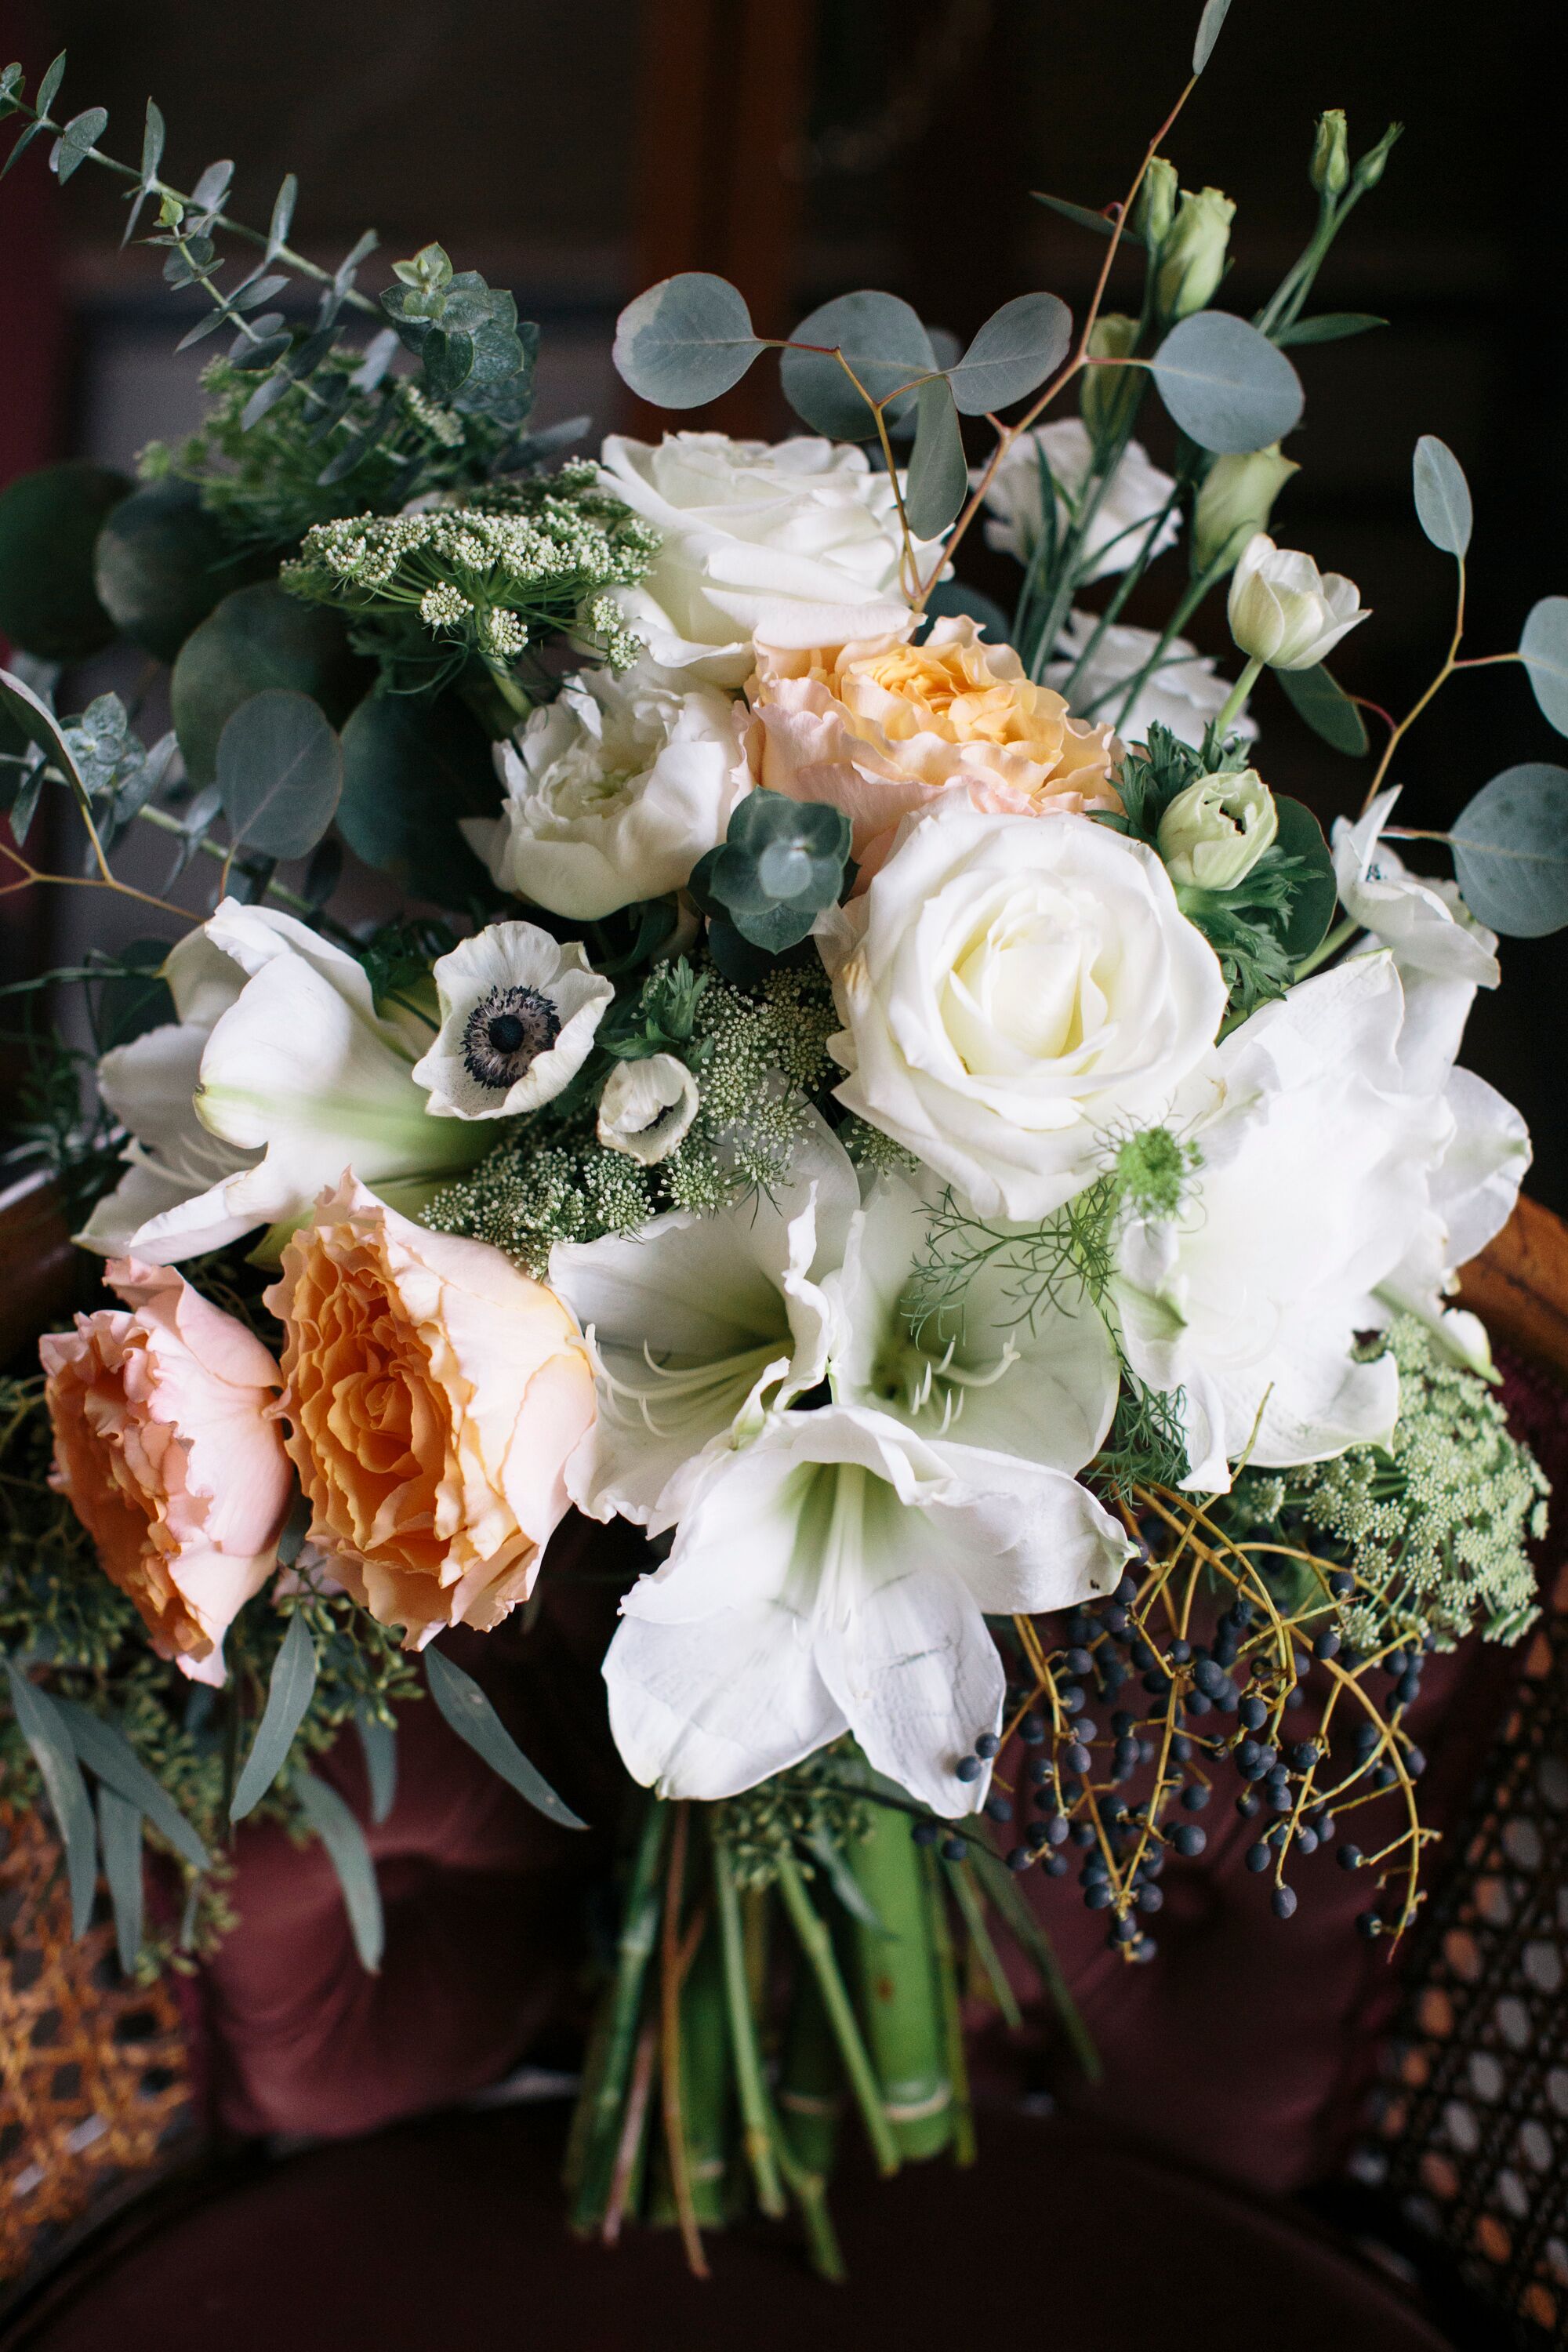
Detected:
left=1227, top=532, right=1369, bottom=670
left=1155, top=186, right=1235, bottom=322
left=1158, top=769, right=1279, bottom=891
left=1192, top=447, right=1300, bottom=575
left=595, top=1054, right=699, bottom=1164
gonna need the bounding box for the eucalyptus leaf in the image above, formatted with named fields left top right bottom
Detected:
left=1031, top=191, right=1144, bottom=249
left=187, top=158, right=234, bottom=224
left=1149, top=313, right=1303, bottom=455
left=121, top=99, right=165, bottom=244
left=267, top=172, right=298, bottom=260
left=780, top=289, right=937, bottom=440
left=423, top=1644, right=586, bottom=1830
left=946, top=292, right=1072, bottom=416
left=354, top=1708, right=398, bottom=1827
left=0, top=665, right=82, bottom=790
left=38, top=50, right=65, bottom=114
left=1272, top=312, right=1386, bottom=346
left=1412, top=434, right=1472, bottom=560
left=1272, top=796, right=1338, bottom=959
left=96, top=1786, right=144, bottom=1976
left=295, top=1769, right=384, bottom=1973
left=93, top=477, right=247, bottom=662
left=1450, top=764, right=1568, bottom=937
left=54, top=1696, right=209, bottom=1870
left=4, top=1660, right=97, bottom=1936
left=905, top=376, right=967, bottom=538
left=920, top=576, right=1011, bottom=642
left=1519, top=597, right=1568, bottom=735
left=612, top=272, right=764, bottom=408
left=52, top=104, right=106, bottom=182
left=172, top=583, right=369, bottom=787
left=0, top=461, right=130, bottom=661
left=1192, top=0, right=1232, bottom=71
left=1275, top=662, right=1369, bottom=757
left=338, top=689, right=500, bottom=906
left=91, top=938, right=176, bottom=1051
left=216, top=688, right=342, bottom=860
left=230, top=1612, right=319, bottom=1822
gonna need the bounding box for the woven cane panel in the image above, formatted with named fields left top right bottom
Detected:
left=0, top=1801, right=194, bottom=2283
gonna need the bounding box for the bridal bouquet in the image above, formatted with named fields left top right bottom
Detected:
left=2, top=5, right=1561, bottom=2275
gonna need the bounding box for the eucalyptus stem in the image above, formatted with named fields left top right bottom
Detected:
left=714, top=1845, right=787, bottom=2220
left=775, top=1851, right=900, bottom=2179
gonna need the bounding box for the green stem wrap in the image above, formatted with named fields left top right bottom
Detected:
left=842, top=1798, right=953, bottom=2160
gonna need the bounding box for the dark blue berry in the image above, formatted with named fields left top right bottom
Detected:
left=1296, top=1826, right=1319, bottom=1855
left=1171, top=1733, right=1193, bottom=1764
left=1115, top=1572, right=1139, bottom=1605
left=1405, top=1746, right=1427, bottom=1779
left=1173, top=1824, right=1206, bottom=1857
left=1356, top=1910, right=1381, bottom=1940
left=1240, top=1697, right=1269, bottom=1732
left=1290, top=1742, right=1319, bottom=1771
left=1065, top=1741, right=1092, bottom=1775
left=1019, top=1715, right=1046, bottom=1746
left=974, top=1731, right=1000, bottom=1760
left=1337, top=1843, right=1363, bottom=1872
left=1180, top=1784, right=1210, bottom=1813
left=1044, top=1815, right=1070, bottom=1848
left=1007, top=1846, right=1033, bottom=1872
left=1272, top=1886, right=1298, bottom=1920
left=1069, top=1822, right=1097, bottom=1849
left=1084, top=1881, right=1112, bottom=1910
left=941, top=1835, right=968, bottom=1861
left=1185, top=1691, right=1213, bottom=1719
left=955, top=1754, right=983, bottom=1783
left=1245, top=1842, right=1271, bottom=1873
left=1058, top=1684, right=1087, bottom=1714
left=1236, top=1791, right=1261, bottom=1819
left=1329, top=1570, right=1354, bottom=1599
left=1043, top=1852, right=1069, bottom=1877
left=984, top=1795, right=1013, bottom=1824
left=1312, top=1628, right=1341, bottom=1661
left=1396, top=1670, right=1421, bottom=1708
left=912, top=1820, right=938, bottom=1846
left=1028, top=1757, right=1053, bottom=1786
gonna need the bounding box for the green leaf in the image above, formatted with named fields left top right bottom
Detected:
left=920, top=576, right=1011, bottom=642
left=0, top=461, right=130, bottom=660
left=230, top=1612, right=319, bottom=1822
left=187, top=158, right=234, bottom=223
left=1450, top=763, right=1568, bottom=937
left=121, top=99, right=165, bottom=245
left=1272, top=312, right=1386, bottom=346
left=1192, top=0, right=1232, bottom=71
left=354, top=1708, right=397, bottom=1827
left=38, top=49, right=66, bottom=113
left=295, top=1769, right=384, bottom=1973
left=4, top=1661, right=97, bottom=1936
left=808, top=1831, right=892, bottom=1936
left=946, top=292, right=1072, bottom=416
left=1149, top=313, right=1303, bottom=455
left=1519, top=597, right=1568, bottom=735
left=53, top=1697, right=209, bottom=1871
left=905, top=376, right=967, bottom=538
left=1412, top=434, right=1472, bottom=560
left=51, top=104, right=105, bottom=182
left=1272, top=796, right=1338, bottom=958
left=96, top=1786, right=144, bottom=1975
left=93, top=477, right=249, bottom=663
left=612, top=272, right=764, bottom=408
left=1274, top=662, right=1369, bottom=756
left=172, top=583, right=370, bottom=787
left=267, top=172, right=298, bottom=260
left=1030, top=191, right=1144, bottom=249
left=92, top=938, right=176, bottom=1050
left=781, top=290, right=936, bottom=441
left=0, top=664, right=82, bottom=791
left=338, top=689, right=501, bottom=907
left=423, top=1644, right=586, bottom=1831
left=216, top=686, right=342, bottom=861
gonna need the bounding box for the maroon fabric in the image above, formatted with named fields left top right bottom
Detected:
left=0, top=6, right=63, bottom=496
left=5, top=2103, right=1457, bottom=2352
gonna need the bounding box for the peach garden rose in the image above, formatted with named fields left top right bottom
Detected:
left=40, top=1260, right=293, bottom=1686
left=265, top=1176, right=596, bottom=1650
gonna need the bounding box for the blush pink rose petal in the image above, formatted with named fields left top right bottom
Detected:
left=41, top=1258, right=293, bottom=1686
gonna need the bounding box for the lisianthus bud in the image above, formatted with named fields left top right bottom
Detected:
left=1352, top=121, right=1402, bottom=194
left=1155, top=187, right=1235, bottom=323
left=1227, top=532, right=1369, bottom=670
left=1311, top=110, right=1350, bottom=197
left=1079, top=314, right=1141, bottom=444
left=1158, top=769, right=1278, bottom=890
left=1131, top=157, right=1178, bottom=249
left=1193, top=446, right=1300, bottom=574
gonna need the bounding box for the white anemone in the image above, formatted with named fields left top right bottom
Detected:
left=411, top=921, right=614, bottom=1120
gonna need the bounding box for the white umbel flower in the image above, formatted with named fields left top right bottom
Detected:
left=596, top=1054, right=699, bottom=1164
left=411, top=921, right=614, bottom=1120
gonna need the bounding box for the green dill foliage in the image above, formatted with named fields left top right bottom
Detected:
left=278, top=466, right=656, bottom=693
left=709, top=1740, right=871, bottom=1892
left=1230, top=1318, right=1548, bottom=1651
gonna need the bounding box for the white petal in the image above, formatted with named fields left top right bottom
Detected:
left=604, top=1607, right=846, bottom=1801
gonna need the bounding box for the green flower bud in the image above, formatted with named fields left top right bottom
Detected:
left=1155, top=186, right=1236, bottom=324
left=1193, top=445, right=1300, bottom=575
left=1158, top=768, right=1279, bottom=891
left=1227, top=533, right=1368, bottom=670
left=1351, top=121, right=1402, bottom=194
left=1131, top=157, right=1179, bottom=250
left=1079, top=314, right=1141, bottom=444
left=1311, top=110, right=1350, bottom=198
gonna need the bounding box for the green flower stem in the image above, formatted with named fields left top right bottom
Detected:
left=713, top=1845, right=787, bottom=2220
left=920, top=1846, right=976, bottom=2167
left=844, top=1797, right=953, bottom=2160
left=1292, top=913, right=1359, bottom=981
left=663, top=1913, right=736, bottom=2230
left=968, top=1843, right=1102, bottom=2085
left=1058, top=485, right=1185, bottom=702
left=1213, top=654, right=1265, bottom=737
left=768, top=2119, right=847, bottom=2284
left=778, top=1962, right=844, bottom=2180
left=567, top=1795, right=667, bottom=2230
left=942, top=1856, right=1023, bottom=2031
left=775, top=1851, right=901, bottom=2179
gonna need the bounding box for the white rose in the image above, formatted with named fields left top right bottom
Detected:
left=1227, top=532, right=1368, bottom=670
left=817, top=802, right=1227, bottom=1221
left=595, top=431, right=942, bottom=687
left=465, top=662, right=753, bottom=920
left=1044, top=612, right=1257, bottom=751
left=980, top=419, right=1178, bottom=583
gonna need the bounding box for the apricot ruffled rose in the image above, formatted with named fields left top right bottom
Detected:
left=746, top=614, right=1120, bottom=882
left=41, top=1259, right=292, bottom=1686
left=266, top=1177, right=596, bottom=1649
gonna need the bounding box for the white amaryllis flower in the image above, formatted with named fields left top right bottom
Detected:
left=979, top=420, right=1178, bottom=583
left=411, top=921, right=614, bottom=1120
left=602, top=1401, right=1132, bottom=1812
left=818, top=802, right=1226, bottom=1221
left=824, top=1169, right=1120, bottom=1474
left=551, top=1117, right=859, bottom=1526
left=1044, top=612, right=1257, bottom=752
left=596, top=1054, right=699, bottom=1164
left=78, top=903, right=485, bottom=1265
left=1331, top=789, right=1501, bottom=987
left=595, top=432, right=943, bottom=687
left=465, top=662, right=753, bottom=920
left=1227, top=532, right=1369, bottom=670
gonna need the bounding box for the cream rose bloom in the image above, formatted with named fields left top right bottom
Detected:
left=41, top=1259, right=292, bottom=1686
left=595, top=432, right=943, bottom=686
left=265, top=1177, right=596, bottom=1650
left=748, top=615, right=1120, bottom=884
left=817, top=801, right=1227, bottom=1220
left=466, top=662, right=753, bottom=920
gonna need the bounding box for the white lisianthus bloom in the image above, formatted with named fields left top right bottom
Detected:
left=78, top=903, right=485, bottom=1265
left=602, top=1402, right=1132, bottom=1812
left=817, top=802, right=1227, bottom=1221
left=1227, top=532, right=1368, bottom=670
left=595, top=432, right=943, bottom=687
left=979, top=419, right=1178, bottom=583
left=411, top=921, right=614, bottom=1120
left=824, top=1169, right=1120, bottom=1473
left=1331, top=788, right=1501, bottom=987
left=464, top=662, right=753, bottom=920
left=551, top=1116, right=859, bottom=1526
left=1044, top=612, right=1257, bottom=752
left=595, top=1054, right=699, bottom=1164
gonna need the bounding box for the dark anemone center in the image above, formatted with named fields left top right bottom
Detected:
left=462, top=984, right=561, bottom=1090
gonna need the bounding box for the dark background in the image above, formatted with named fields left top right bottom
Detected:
left=2, top=0, right=1563, bottom=1208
